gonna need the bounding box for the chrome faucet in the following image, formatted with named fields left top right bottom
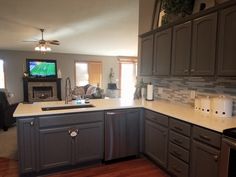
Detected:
left=65, top=77, right=72, bottom=104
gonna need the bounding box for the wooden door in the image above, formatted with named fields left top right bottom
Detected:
left=191, top=13, right=217, bottom=76
left=172, top=22, right=192, bottom=76
left=75, top=122, right=104, bottom=163
left=153, top=28, right=172, bottom=76
left=190, top=140, right=220, bottom=177
left=145, top=120, right=168, bottom=168
left=218, top=5, right=236, bottom=76
left=140, top=35, right=154, bottom=76
left=39, top=127, right=73, bottom=170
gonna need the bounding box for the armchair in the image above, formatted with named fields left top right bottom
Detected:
left=0, top=91, right=18, bottom=131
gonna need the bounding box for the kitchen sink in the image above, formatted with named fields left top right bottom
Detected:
left=42, top=104, right=95, bottom=111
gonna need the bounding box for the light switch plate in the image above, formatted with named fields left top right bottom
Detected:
left=190, top=90, right=196, bottom=99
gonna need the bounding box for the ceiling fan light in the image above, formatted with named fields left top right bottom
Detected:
left=35, top=46, right=40, bottom=51
left=46, top=47, right=51, bottom=51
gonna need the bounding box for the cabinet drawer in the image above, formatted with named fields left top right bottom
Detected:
left=192, top=126, right=221, bottom=148
left=170, top=131, right=190, bottom=150
left=39, top=111, right=104, bottom=128
left=144, top=109, right=168, bottom=127
left=170, top=119, right=191, bottom=137
left=169, top=142, right=189, bottom=163
left=168, top=154, right=189, bottom=177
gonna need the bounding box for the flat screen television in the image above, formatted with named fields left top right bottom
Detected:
left=26, top=59, right=57, bottom=78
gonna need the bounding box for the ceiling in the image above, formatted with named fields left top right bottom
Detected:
left=0, top=0, right=139, bottom=56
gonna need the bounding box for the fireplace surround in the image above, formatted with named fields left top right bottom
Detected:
left=23, top=77, right=61, bottom=102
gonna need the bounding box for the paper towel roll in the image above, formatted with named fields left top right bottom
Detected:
left=146, top=83, right=153, bottom=101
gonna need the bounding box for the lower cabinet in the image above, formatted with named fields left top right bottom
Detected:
left=39, top=122, right=104, bottom=170
left=39, top=126, right=73, bottom=170
left=17, top=118, right=37, bottom=174
left=144, top=110, right=169, bottom=168
left=191, top=140, right=220, bottom=177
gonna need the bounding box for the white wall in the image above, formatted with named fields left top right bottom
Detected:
left=0, top=50, right=119, bottom=103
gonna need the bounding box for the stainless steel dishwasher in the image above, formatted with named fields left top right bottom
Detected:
left=104, top=109, right=140, bottom=161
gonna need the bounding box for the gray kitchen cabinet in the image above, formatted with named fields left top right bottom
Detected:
left=17, top=118, right=36, bottom=174
left=191, top=13, right=217, bottom=76
left=104, top=109, right=140, bottom=160
left=75, top=122, right=104, bottom=163
left=39, top=126, right=73, bottom=170
left=153, top=28, right=172, bottom=76
left=140, top=34, right=154, bottom=76
left=191, top=140, right=220, bottom=177
left=171, top=21, right=192, bottom=76
left=144, top=110, right=168, bottom=168
left=145, top=120, right=168, bottom=168
left=218, top=5, right=236, bottom=76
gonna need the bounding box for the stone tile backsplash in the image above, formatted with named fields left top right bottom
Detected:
left=141, top=76, right=236, bottom=115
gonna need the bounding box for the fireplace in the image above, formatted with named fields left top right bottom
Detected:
left=23, top=78, right=61, bottom=102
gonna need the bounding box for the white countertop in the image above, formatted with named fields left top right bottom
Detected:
left=14, top=98, right=236, bottom=133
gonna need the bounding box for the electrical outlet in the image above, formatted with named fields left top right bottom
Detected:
left=158, top=87, right=163, bottom=94
left=190, top=90, right=196, bottom=99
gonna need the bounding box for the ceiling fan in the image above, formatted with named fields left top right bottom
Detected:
left=24, top=29, right=60, bottom=52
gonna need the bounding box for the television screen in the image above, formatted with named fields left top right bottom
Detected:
left=26, top=59, right=57, bottom=78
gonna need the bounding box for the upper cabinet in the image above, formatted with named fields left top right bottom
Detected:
left=153, top=28, right=172, bottom=76
left=171, top=22, right=192, bottom=76
left=191, top=13, right=217, bottom=76
left=218, top=5, right=236, bottom=76
left=140, top=35, right=154, bottom=76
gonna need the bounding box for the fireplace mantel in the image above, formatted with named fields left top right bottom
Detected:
left=23, top=77, right=62, bottom=102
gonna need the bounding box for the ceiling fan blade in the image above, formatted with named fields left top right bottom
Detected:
left=48, top=41, right=60, bottom=45
left=22, top=40, right=38, bottom=42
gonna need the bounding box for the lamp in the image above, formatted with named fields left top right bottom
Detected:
left=35, top=44, right=51, bottom=52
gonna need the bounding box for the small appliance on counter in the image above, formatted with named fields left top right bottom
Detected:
left=212, top=96, right=233, bottom=118
left=146, top=83, right=153, bottom=101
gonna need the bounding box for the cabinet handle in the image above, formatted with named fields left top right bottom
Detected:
left=173, top=138, right=182, bottom=145
left=173, top=150, right=181, bottom=157
left=199, top=134, right=211, bottom=141
left=213, top=155, right=219, bottom=161
left=68, top=128, right=79, bottom=138
left=173, top=166, right=182, bottom=173
left=174, top=126, right=183, bottom=132
left=190, top=69, right=195, bottom=72
left=184, top=69, right=188, bottom=73
left=106, top=112, right=116, bottom=115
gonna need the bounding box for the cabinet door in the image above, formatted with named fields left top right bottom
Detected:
left=153, top=28, right=172, bottom=76
left=39, top=127, right=72, bottom=170
left=218, top=6, right=236, bottom=76
left=191, top=140, right=220, bottom=177
left=172, top=22, right=191, bottom=76
left=75, top=122, right=104, bottom=163
left=17, top=118, right=36, bottom=174
left=126, top=109, right=140, bottom=156
left=140, top=35, right=154, bottom=76
left=145, top=120, right=168, bottom=168
left=191, top=13, right=217, bottom=76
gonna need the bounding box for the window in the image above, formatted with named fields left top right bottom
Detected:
left=118, top=57, right=137, bottom=99
left=0, top=60, right=5, bottom=88
left=75, top=61, right=102, bottom=87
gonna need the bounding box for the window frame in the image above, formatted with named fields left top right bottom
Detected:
left=0, top=59, right=6, bottom=89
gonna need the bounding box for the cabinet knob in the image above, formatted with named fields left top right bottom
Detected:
left=30, top=121, right=34, bottom=126
left=184, top=69, right=188, bottom=73
left=190, top=69, right=195, bottom=72
left=68, top=128, right=79, bottom=138
left=213, top=155, right=219, bottom=161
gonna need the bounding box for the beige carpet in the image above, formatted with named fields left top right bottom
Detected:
left=0, top=126, right=17, bottom=160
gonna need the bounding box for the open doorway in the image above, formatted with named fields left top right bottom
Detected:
left=118, top=57, right=137, bottom=99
